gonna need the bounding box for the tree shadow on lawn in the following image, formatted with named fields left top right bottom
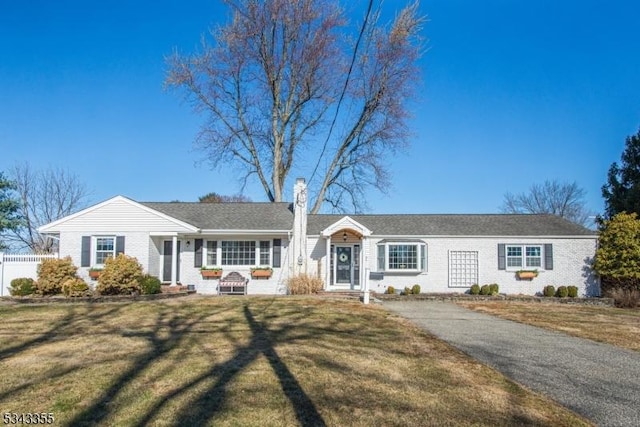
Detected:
left=133, top=302, right=326, bottom=427
left=0, top=304, right=126, bottom=362
left=61, top=302, right=326, bottom=426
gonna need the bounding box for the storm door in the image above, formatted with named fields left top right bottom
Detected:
left=335, top=246, right=352, bottom=285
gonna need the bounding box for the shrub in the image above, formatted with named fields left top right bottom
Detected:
left=401, top=287, right=412, bottom=295
left=386, top=286, right=395, bottom=294
left=489, top=283, right=499, bottom=296
left=411, top=284, right=421, bottom=295
left=593, top=212, right=640, bottom=294
left=286, top=274, right=323, bottom=295
left=479, top=284, right=490, bottom=295
left=606, top=288, right=640, bottom=308
left=543, top=285, right=555, bottom=297
left=556, top=286, right=569, bottom=298
left=469, top=284, right=480, bottom=295
left=62, top=277, right=90, bottom=297
left=37, top=257, right=78, bottom=295
left=9, top=278, right=35, bottom=296
left=567, top=286, right=578, bottom=298
left=96, top=254, right=143, bottom=295
left=140, top=274, right=162, bottom=295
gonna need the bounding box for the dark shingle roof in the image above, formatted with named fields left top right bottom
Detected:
left=140, top=201, right=595, bottom=236
left=141, top=202, right=293, bottom=230
left=307, top=214, right=596, bottom=236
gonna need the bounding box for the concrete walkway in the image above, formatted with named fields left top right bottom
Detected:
left=383, top=301, right=640, bottom=427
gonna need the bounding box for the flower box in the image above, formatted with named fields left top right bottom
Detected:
left=251, top=268, right=273, bottom=279
left=516, top=270, right=538, bottom=280
left=201, top=269, right=223, bottom=279
left=88, top=269, right=102, bottom=280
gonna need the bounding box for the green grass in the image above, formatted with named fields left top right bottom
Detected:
left=0, top=296, right=590, bottom=426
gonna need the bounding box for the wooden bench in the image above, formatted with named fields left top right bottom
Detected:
left=218, top=271, right=248, bottom=295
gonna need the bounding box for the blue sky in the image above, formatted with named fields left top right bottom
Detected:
left=1, top=0, right=638, bottom=217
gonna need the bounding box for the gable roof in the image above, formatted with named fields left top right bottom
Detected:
left=140, top=202, right=294, bottom=231
left=39, top=196, right=199, bottom=233
left=308, top=214, right=596, bottom=237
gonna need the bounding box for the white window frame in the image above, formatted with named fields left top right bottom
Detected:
left=259, top=240, right=271, bottom=266
left=377, top=242, right=427, bottom=272
left=204, top=239, right=273, bottom=267
left=204, top=240, right=218, bottom=267
left=94, top=236, right=116, bottom=267
left=505, top=244, right=543, bottom=270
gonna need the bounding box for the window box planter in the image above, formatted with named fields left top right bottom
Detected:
left=516, top=270, right=538, bottom=280
left=251, top=267, right=273, bottom=279
left=201, top=268, right=223, bottom=279
left=88, top=269, right=102, bottom=280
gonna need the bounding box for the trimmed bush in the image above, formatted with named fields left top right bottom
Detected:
left=556, top=286, right=569, bottom=298
left=489, top=283, right=499, bottom=296
left=96, top=254, right=143, bottom=295
left=386, top=286, right=395, bottom=295
left=606, top=288, right=640, bottom=308
left=593, top=213, right=640, bottom=294
left=9, top=278, right=35, bottom=296
left=479, top=284, right=490, bottom=295
left=62, top=277, right=89, bottom=297
left=37, top=257, right=78, bottom=295
left=567, top=285, right=578, bottom=298
left=469, top=284, right=480, bottom=295
left=543, top=285, right=555, bottom=297
left=402, top=287, right=412, bottom=296
left=411, top=284, right=421, bottom=295
left=286, top=274, right=323, bottom=295
left=140, top=274, right=162, bottom=295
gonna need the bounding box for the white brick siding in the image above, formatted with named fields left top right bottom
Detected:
left=60, top=231, right=153, bottom=283
left=307, top=235, right=599, bottom=297
left=364, top=237, right=599, bottom=297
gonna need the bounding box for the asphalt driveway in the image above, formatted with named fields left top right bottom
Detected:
left=383, top=301, right=640, bottom=427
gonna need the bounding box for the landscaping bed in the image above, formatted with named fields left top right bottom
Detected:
left=375, top=292, right=614, bottom=306
left=0, top=291, right=192, bottom=305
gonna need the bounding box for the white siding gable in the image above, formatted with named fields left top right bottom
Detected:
left=39, top=196, right=198, bottom=234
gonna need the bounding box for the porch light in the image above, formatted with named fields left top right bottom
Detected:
left=342, top=232, right=348, bottom=242
left=186, top=240, right=191, bottom=248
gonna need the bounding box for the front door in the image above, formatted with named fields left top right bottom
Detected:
left=163, top=240, right=181, bottom=282
left=335, top=246, right=352, bottom=285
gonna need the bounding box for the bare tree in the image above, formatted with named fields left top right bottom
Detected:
left=4, top=164, right=90, bottom=252
left=166, top=0, right=425, bottom=213
left=199, top=192, right=252, bottom=203
left=500, top=180, right=592, bottom=227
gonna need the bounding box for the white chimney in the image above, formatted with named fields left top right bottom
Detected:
left=292, top=178, right=308, bottom=275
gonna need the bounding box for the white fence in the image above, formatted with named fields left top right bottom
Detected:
left=0, top=253, right=58, bottom=296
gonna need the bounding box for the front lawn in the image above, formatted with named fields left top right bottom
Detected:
left=0, top=297, right=589, bottom=426
left=457, top=301, right=640, bottom=352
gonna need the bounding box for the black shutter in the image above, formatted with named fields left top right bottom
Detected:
left=81, top=236, right=91, bottom=267
left=544, top=244, right=553, bottom=270
left=194, top=239, right=203, bottom=268
left=498, top=244, right=506, bottom=270
left=273, top=239, right=281, bottom=268
left=116, top=236, right=125, bottom=255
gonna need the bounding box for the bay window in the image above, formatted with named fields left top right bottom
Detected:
left=377, top=241, right=426, bottom=272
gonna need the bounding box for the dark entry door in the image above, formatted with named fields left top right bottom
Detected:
left=336, top=246, right=352, bottom=284
left=163, top=240, right=181, bottom=282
